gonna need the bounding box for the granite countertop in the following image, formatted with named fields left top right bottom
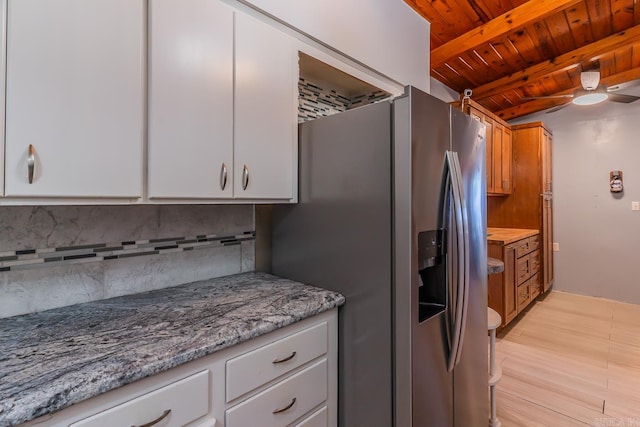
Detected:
left=487, top=227, right=539, bottom=245
left=0, top=272, right=345, bottom=427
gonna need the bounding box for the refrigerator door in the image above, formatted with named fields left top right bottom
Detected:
left=272, top=101, right=393, bottom=427
left=404, top=88, right=454, bottom=427
left=450, top=108, right=488, bottom=427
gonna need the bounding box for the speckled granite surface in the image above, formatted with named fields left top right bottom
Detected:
left=0, top=272, right=345, bottom=427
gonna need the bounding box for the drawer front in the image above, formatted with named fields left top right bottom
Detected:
left=515, top=238, right=530, bottom=258
left=529, top=235, right=540, bottom=252
left=294, top=406, right=328, bottom=427
left=226, top=359, right=328, bottom=427
left=516, top=256, right=530, bottom=284
left=530, top=250, right=541, bottom=274
left=517, top=281, right=530, bottom=311
left=530, top=272, right=541, bottom=300
left=70, top=370, right=209, bottom=427
left=226, top=321, right=327, bottom=402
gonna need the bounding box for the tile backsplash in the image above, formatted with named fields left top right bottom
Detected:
left=298, top=77, right=390, bottom=122
left=0, top=205, right=254, bottom=318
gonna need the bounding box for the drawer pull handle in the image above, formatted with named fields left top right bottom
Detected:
left=272, top=397, right=296, bottom=414
left=28, top=144, right=35, bottom=184
left=220, top=163, right=228, bottom=191
left=273, top=351, right=297, bottom=364
left=131, top=409, right=171, bottom=427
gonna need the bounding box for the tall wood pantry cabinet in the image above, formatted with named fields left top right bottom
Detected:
left=487, top=122, right=554, bottom=294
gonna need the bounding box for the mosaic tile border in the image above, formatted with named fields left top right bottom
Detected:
left=0, top=230, right=255, bottom=272
left=298, top=77, right=391, bottom=123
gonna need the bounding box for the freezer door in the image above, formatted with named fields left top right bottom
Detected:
left=450, top=108, right=488, bottom=427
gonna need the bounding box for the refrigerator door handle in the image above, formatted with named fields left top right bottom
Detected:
left=445, top=151, right=468, bottom=372
left=451, top=152, right=470, bottom=367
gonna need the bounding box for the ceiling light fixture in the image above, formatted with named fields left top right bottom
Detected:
left=572, top=88, right=608, bottom=106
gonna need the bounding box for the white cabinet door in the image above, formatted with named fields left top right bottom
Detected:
left=148, top=0, right=233, bottom=199
left=234, top=13, right=296, bottom=200
left=4, top=0, right=144, bottom=198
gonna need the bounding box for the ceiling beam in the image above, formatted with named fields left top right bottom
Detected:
left=431, top=0, right=583, bottom=68
left=471, top=24, right=640, bottom=100
left=496, top=66, right=640, bottom=119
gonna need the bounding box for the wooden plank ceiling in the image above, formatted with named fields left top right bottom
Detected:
left=405, top=0, right=640, bottom=119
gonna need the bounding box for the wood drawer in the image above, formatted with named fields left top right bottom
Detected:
left=516, top=281, right=530, bottom=312
left=515, top=238, right=531, bottom=258
left=70, top=370, right=209, bottom=427
left=294, top=406, right=328, bottom=427
left=225, top=359, right=328, bottom=427
left=516, top=256, right=530, bottom=284
left=226, top=321, right=327, bottom=402
left=529, top=250, right=541, bottom=274
left=530, top=272, right=541, bottom=300
left=529, top=235, right=540, bottom=252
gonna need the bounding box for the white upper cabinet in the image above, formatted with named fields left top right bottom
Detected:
left=147, top=0, right=234, bottom=199
left=234, top=12, right=296, bottom=200
left=4, top=0, right=145, bottom=199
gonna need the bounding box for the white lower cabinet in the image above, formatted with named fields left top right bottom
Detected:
left=17, top=309, right=337, bottom=427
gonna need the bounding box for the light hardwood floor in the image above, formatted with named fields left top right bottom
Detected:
left=495, top=290, right=640, bottom=426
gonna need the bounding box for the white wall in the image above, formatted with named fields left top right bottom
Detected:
left=234, top=0, right=430, bottom=92
left=511, top=95, right=640, bottom=304
left=430, top=77, right=459, bottom=102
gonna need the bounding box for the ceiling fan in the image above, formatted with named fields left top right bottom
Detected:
left=525, top=68, right=640, bottom=113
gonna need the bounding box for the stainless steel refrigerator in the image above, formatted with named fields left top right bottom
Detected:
left=271, top=87, right=487, bottom=426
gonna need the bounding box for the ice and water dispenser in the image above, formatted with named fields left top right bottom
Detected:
left=417, top=229, right=447, bottom=322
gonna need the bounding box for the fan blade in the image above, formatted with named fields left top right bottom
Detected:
left=545, top=103, right=571, bottom=114
left=608, top=93, right=640, bottom=103
left=607, top=79, right=640, bottom=92
left=521, top=95, right=573, bottom=101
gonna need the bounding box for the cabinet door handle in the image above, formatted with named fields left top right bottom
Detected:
left=273, top=351, right=297, bottom=364
left=27, top=144, right=35, bottom=184
left=131, top=409, right=171, bottom=427
left=242, top=165, right=249, bottom=190
left=272, top=397, right=296, bottom=414
left=220, top=163, right=228, bottom=191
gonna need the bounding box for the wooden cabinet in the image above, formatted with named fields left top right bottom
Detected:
left=455, top=99, right=512, bottom=196
left=18, top=309, right=337, bottom=427
left=488, top=122, right=554, bottom=294
left=147, top=0, right=234, bottom=199
left=488, top=230, right=540, bottom=327
left=5, top=0, right=144, bottom=199
left=234, top=12, right=296, bottom=200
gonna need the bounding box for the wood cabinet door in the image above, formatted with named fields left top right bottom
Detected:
left=542, top=130, right=554, bottom=291
left=503, top=244, right=518, bottom=323
left=5, top=0, right=144, bottom=198
left=491, top=123, right=512, bottom=195
left=147, top=0, right=233, bottom=199
left=234, top=12, right=296, bottom=200
left=484, top=116, right=494, bottom=193
left=502, top=127, right=512, bottom=193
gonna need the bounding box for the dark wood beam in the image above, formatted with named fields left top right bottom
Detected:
left=431, top=0, right=583, bottom=68
left=472, top=24, right=640, bottom=100
left=496, top=66, right=640, bottom=119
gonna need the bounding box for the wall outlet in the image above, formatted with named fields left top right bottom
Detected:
left=633, top=201, right=640, bottom=211
left=552, top=242, right=560, bottom=251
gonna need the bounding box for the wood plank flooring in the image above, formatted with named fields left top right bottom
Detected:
left=495, top=291, right=640, bottom=426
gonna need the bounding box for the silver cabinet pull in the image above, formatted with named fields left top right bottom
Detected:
left=220, top=163, right=228, bottom=191
left=131, top=409, right=171, bottom=427
left=27, top=144, right=35, bottom=184
left=273, top=351, right=297, bottom=364
left=242, top=164, right=249, bottom=190
left=272, top=397, right=296, bottom=414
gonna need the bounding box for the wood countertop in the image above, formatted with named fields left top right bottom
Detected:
left=487, top=227, right=539, bottom=245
